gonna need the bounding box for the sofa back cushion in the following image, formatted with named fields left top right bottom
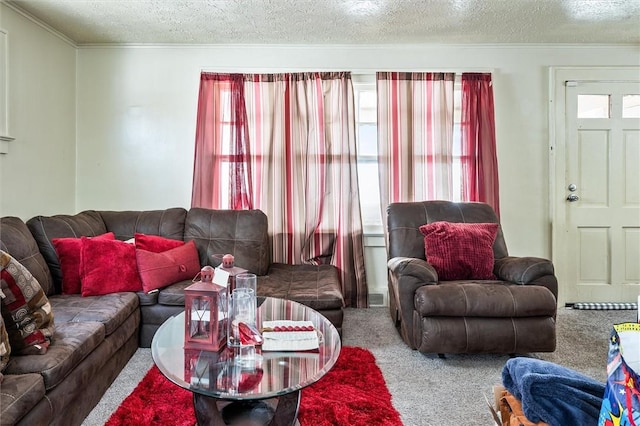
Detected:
left=185, top=208, right=271, bottom=276
left=99, top=208, right=187, bottom=241
left=387, top=200, right=509, bottom=261
left=26, top=211, right=107, bottom=294
left=0, top=217, right=55, bottom=296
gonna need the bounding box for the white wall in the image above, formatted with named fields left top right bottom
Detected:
left=74, top=44, right=639, bottom=302
left=0, top=5, right=76, bottom=219
left=77, top=45, right=639, bottom=235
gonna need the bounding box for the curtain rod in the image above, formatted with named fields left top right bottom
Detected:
left=200, top=67, right=496, bottom=74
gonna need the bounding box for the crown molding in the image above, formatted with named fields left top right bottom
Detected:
left=75, top=42, right=640, bottom=50
left=2, top=1, right=77, bottom=47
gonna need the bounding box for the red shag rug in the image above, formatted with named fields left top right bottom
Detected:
left=106, top=346, right=402, bottom=426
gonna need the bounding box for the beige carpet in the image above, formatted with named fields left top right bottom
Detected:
left=82, top=307, right=636, bottom=426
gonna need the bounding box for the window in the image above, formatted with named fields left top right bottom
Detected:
left=213, top=88, right=233, bottom=207
left=354, top=74, right=464, bottom=234
left=623, top=94, right=640, bottom=118
left=214, top=73, right=476, bottom=234
left=577, top=94, right=610, bottom=118
left=353, top=75, right=382, bottom=234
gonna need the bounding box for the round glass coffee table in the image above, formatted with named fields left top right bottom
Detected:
left=151, top=297, right=341, bottom=426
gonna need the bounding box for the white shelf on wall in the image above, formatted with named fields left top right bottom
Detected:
left=1, top=29, right=10, bottom=154
left=0, top=135, right=15, bottom=154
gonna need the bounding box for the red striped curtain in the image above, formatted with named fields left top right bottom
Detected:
left=461, top=73, right=500, bottom=216
left=192, top=72, right=368, bottom=308
left=376, top=72, right=456, bottom=210
left=192, top=73, right=253, bottom=210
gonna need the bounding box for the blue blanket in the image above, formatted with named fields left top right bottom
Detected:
left=502, top=357, right=606, bottom=426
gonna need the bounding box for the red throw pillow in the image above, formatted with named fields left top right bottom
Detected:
left=134, top=233, right=185, bottom=253
left=53, top=232, right=116, bottom=294
left=136, top=240, right=201, bottom=293
left=80, top=237, right=143, bottom=296
left=419, top=221, right=499, bottom=281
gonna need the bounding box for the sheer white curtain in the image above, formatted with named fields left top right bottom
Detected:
left=376, top=72, right=455, bottom=212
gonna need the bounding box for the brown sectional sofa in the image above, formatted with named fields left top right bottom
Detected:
left=0, top=207, right=344, bottom=425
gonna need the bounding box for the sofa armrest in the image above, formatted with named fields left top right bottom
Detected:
left=387, top=257, right=438, bottom=349
left=387, top=257, right=438, bottom=283
left=494, top=256, right=555, bottom=284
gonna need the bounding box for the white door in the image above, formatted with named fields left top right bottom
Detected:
left=552, top=68, right=640, bottom=304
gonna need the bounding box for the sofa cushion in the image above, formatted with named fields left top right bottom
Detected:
left=136, top=240, right=201, bottom=293
left=419, top=221, right=498, bottom=280
left=414, top=282, right=557, bottom=317
left=157, top=280, right=192, bottom=306
left=0, top=373, right=46, bottom=425
left=99, top=208, right=187, bottom=241
left=135, top=232, right=185, bottom=253
left=258, top=263, right=344, bottom=311
left=4, top=320, right=104, bottom=390
left=137, top=290, right=159, bottom=306
left=26, top=211, right=107, bottom=294
left=0, top=251, right=55, bottom=355
left=53, top=232, right=116, bottom=295
left=49, top=292, right=139, bottom=336
left=80, top=237, right=143, bottom=296
left=185, top=208, right=271, bottom=276
left=0, top=217, right=55, bottom=296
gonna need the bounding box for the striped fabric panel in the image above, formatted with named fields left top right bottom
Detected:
left=376, top=72, right=455, bottom=214
left=245, top=73, right=368, bottom=307
left=460, top=73, right=500, bottom=217
left=192, top=75, right=228, bottom=208
left=193, top=72, right=368, bottom=308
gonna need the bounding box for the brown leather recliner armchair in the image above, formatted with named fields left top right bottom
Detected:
left=387, top=200, right=557, bottom=354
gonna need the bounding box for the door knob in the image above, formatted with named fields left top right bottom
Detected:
left=566, top=194, right=580, bottom=202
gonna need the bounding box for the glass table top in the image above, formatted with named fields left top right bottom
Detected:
left=151, top=297, right=341, bottom=400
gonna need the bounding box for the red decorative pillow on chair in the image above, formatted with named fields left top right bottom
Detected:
left=419, top=221, right=499, bottom=281
left=80, top=237, right=143, bottom=296
left=136, top=240, right=200, bottom=293
left=53, top=232, right=116, bottom=295
left=134, top=233, right=185, bottom=253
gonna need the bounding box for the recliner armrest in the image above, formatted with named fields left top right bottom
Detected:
left=388, top=257, right=438, bottom=283
left=494, top=256, right=555, bottom=285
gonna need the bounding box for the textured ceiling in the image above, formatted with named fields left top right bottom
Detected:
left=6, top=0, right=640, bottom=45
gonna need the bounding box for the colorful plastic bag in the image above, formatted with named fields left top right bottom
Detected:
left=598, top=322, right=640, bottom=426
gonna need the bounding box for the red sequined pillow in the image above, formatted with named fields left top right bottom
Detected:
left=419, top=221, right=499, bottom=281
left=53, top=232, right=116, bottom=295
left=80, top=238, right=143, bottom=296
left=0, top=251, right=55, bottom=355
